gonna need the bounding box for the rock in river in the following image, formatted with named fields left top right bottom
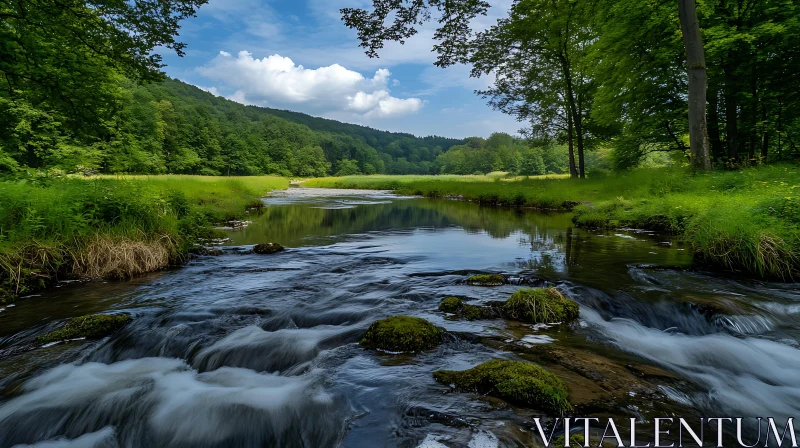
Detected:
left=36, top=314, right=132, bottom=345
left=253, top=242, right=285, bottom=254
left=433, top=359, right=572, bottom=415
left=360, top=316, right=443, bottom=353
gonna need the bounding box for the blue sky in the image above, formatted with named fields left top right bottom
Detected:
left=159, top=0, right=519, bottom=139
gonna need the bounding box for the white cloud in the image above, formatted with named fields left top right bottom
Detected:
left=197, top=51, right=422, bottom=118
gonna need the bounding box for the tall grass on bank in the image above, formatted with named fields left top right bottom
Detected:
left=0, top=175, right=288, bottom=301
left=306, top=166, right=800, bottom=279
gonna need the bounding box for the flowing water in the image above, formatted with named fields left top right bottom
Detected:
left=1, top=188, right=799, bottom=447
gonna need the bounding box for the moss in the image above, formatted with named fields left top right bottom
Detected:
left=503, top=288, right=579, bottom=324
left=360, top=316, right=442, bottom=353
left=433, top=359, right=572, bottom=415
left=461, top=304, right=496, bottom=320
left=466, top=274, right=505, bottom=286
left=438, top=297, right=497, bottom=320
left=439, top=296, right=463, bottom=313
left=36, top=314, right=132, bottom=344
left=253, top=242, right=284, bottom=254
left=552, top=434, right=616, bottom=448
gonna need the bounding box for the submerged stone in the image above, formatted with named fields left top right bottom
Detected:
left=360, top=316, right=442, bottom=353
left=36, top=314, right=132, bottom=345
left=503, top=288, right=579, bottom=324
left=433, top=359, right=572, bottom=415
left=466, top=274, right=505, bottom=286
left=253, top=243, right=285, bottom=254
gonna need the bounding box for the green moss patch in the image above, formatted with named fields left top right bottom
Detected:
left=433, top=359, right=572, bottom=415
left=253, top=243, right=285, bottom=254
left=360, top=316, right=443, bottom=353
left=438, top=297, right=498, bottom=320
left=503, top=288, right=579, bottom=324
left=37, top=314, right=132, bottom=345
left=439, top=296, right=463, bottom=313
left=466, top=274, right=505, bottom=286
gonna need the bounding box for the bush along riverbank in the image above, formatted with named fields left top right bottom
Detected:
left=305, top=165, right=800, bottom=279
left=0, top=174, right=288, bottom=302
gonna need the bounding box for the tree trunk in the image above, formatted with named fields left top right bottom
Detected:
left=567, top=111, right=578, bottom=178
left=678, top=0, right=712, bottom=170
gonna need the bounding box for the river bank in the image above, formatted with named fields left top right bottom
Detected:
left=304, top=166, right=800, bottom=279
left=0, top=174, right=288, bottom=302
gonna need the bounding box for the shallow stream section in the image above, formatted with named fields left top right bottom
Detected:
left=1, top=188, right=799, bottom=447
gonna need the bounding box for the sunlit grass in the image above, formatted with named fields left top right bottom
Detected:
left=0, top=175, right=288, bottom=300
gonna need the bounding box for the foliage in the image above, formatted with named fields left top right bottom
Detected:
left=341, top=0, right=800, bottom=169
left=360, top=316, right=442, bottom=353
left=433, top=359, right=572, bottom=414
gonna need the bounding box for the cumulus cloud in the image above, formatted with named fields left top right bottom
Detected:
left=197, top=51, right=423, bottom=118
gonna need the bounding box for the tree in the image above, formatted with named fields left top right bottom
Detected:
left=1, top=0, right=207, bottom=137
left=471, top=0, right=596, bottom=178
left=677, top=0, right=712, bottom=169
left=341, top=0, right=600, bottom=178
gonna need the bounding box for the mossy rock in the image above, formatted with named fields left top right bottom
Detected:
left=36, top=314, right=132, bottom=345
left=503, top=288, right=579, bottom=324
left=438, top=297, right=497, bottom=320
left=466, top=274, right=505, bottom=286
left=253, top=243, right=285, bottom=254
left=433, top=359, right=572, bottom=415
left=360, top=316, right=442, bottom=353
left=553, top=434, right=616, bottom=448
left=439, top=296, right=463, bottom=313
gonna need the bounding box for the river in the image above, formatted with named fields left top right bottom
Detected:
left=1, top=188, right=798, bottom=447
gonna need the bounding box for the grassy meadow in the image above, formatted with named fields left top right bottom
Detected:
left=306, top=166, right=800, bottom=279
left=0, top=175, right=288, bottom=301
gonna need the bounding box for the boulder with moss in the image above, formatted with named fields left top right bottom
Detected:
left=553, top=434, right=616, bottom=448
left=438, top=297, right=498, bottom=320
left=360, top=316, right=442, bottom=353
left=253, top=243, right=285, bottom=254
left=502, top=288, right=579, bottom=324
left=466, top=274, right=505, bottom=286
left=36, top=314, right=132, bottom=345
left=433, top=359, right=572, bottom=415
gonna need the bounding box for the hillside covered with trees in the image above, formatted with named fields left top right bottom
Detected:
left=0, top=76, right=465, bottom=177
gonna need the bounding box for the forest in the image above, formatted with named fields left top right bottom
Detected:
left=3, top=0, right=798, bottom=180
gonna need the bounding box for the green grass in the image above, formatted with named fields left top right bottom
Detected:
left=305, top=166, right=800, bottom=279
left=0, top=174, right=288, bottom=301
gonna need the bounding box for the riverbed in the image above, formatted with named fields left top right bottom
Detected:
left=1, top=188, right=798, bottom=447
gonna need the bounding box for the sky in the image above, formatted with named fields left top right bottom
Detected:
left=159, top=0, right=520, bottom=139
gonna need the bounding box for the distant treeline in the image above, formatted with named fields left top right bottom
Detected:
left=0, top=77, right=467, bottom=177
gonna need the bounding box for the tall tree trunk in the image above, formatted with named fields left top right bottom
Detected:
left=708, top=86, right=724, bottom=158
left=678, top=0, right=712, bottom=170
left=567, top=110, right=578, bottom=178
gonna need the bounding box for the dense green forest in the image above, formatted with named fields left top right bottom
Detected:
left=2, top=0, right=799, bottom=179
left=344, top=0, right=800, bottom=176
left=0, top=76, right=466, bottom=177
